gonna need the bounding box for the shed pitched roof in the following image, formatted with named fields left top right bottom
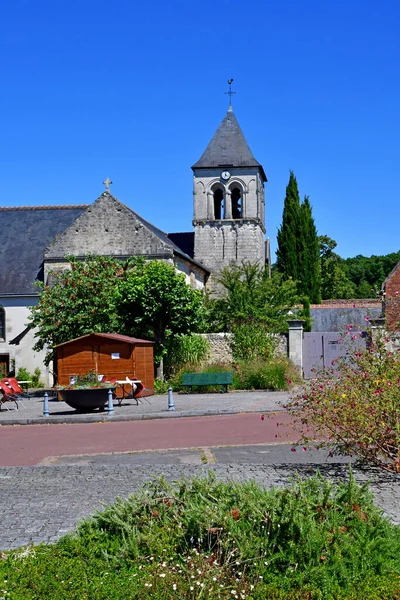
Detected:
left=54, top=332, right=154, bottom=347
left=0, top=205, right=88, bottom=295
left=192, top=108, right=267, bottom=181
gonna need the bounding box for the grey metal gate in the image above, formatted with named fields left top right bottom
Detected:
left=303, top=332, right=366, bottom=379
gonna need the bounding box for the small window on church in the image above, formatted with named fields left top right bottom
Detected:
left=213, top=188, right=224, bottom=220
left=231, top=187, right=243, bottom=219
left=0, top=307, right=5, bottom=341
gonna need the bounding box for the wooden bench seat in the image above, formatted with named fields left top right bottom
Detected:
left=181, top=372, right=233, bottom=393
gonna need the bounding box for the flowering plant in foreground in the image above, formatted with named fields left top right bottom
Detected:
left=287, top=326, right=400, bottom=472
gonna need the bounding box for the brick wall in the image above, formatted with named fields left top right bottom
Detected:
left=384, top=263, right=400, bottom=331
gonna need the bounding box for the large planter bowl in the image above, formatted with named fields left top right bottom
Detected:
left=58, top=387, right=115, bottom=411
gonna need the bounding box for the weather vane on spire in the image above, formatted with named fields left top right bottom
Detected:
left=225, top=78, right=236, bottom=108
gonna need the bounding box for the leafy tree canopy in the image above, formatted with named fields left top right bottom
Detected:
left=319, top=237, right=400, bottom=299
left=343, top=251, right=400, bottom=297
left=205, top=262, right=302, bottom=333
left=29, top=255, right=205, bottom=364
left=319, top=235, right=356, bottom=300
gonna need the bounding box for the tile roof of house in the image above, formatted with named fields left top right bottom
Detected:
left=0, top=205, right=88, bottom=295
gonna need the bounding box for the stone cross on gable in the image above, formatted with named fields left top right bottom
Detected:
left=103, top=177, right=112, bottom=192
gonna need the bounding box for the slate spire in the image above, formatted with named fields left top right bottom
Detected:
left=192, top=108, right=266, bottom=181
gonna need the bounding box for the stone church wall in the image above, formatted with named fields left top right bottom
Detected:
left=195, top=221, right=265, bottom=293
left=45, top=193, right=174, bottom=260
left=200, top=332, right=287, bottom=365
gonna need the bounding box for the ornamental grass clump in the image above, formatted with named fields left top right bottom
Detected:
left=1, top=472, right=400, bottom=599
left=288, top=326, right=400, bottom=472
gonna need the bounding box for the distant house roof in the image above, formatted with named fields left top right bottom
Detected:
left=0, top=205, right=88, bottom=295
left=167, top=232, right=195, bottom=258
left=192, top=108, right=267, bottom=182
left=54, top=332, right=154, bottom=347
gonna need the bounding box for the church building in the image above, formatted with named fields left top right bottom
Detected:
left=0, top=104, right=267, bottom=383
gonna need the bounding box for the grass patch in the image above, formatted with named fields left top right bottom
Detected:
left=1, top=471, right=400, bottom=599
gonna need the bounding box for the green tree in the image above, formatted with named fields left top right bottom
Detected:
left=29, top=255, right=124, bottom=363
left=29, top=256, right=205, bottom=366
left=276, top=171, right=301, bottom=281
left=276, top=173, right=321, bottom=303
left=300, top=196, right=321, bottom=303
left=343, top=251, right=400, bottom=298
left=319, top=236, right=356, bottom=299
left=115, top=259, right=205, bottom=360
left=206, top=262, right=301, bottom=333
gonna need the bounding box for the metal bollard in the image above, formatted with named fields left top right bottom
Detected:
left=43, top=392, right=49, bottom=417
left=107, top=388, right=114, bottom=415
left=168, top=386, right=175, bottom=411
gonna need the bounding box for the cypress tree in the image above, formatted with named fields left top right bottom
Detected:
left=276, top=173, right=322, bottom=304
left=300, top=196, right=321, bottom=303
left=276, top=171, right=301, bottom=280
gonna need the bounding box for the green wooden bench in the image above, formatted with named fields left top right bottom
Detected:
left=181, top=372, right=234, bottom=393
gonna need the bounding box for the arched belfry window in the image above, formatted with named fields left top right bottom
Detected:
left=0, top=307, right=5, bottom=341
left=213, top=188, right=225, bottom=220
left=231, top=186, right=243, bottom=219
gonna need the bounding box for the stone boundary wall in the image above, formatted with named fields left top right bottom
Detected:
left=200, top=333, right=287, bottom=365
left=310, top=303, right=382, bottom=332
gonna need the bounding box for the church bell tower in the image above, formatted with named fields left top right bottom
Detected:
left=192, top=102, right=267, bottom=293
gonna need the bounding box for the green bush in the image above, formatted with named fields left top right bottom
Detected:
left=172, top=359, right=298, bottom=392
left=232, top=358, right=298, bottom=390
left=288, top=326, right=400, bottom=472
left=164, top=333, right=210, bottom=378
left=154, top=378, right=171, bottom=395
left=1, top=472, right=400, bottom=599
left=231, top=321, right=277, bottom=361
left=16, top=366, right=44, bottom=388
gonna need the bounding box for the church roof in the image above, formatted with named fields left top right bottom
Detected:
left=0, top=205, right=88, bottom=295
left=167, top=232, right=194, bottom=259
left=0, top=195, right=209, bottom=297
left=192, top=108, right=267, bottom=181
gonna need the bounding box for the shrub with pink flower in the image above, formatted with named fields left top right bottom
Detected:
left=287, top=327, right=400, bottom=472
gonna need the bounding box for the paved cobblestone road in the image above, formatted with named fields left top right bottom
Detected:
left=1, top=392, right=399, bottom=551
left=1, top=456, right=399, bottom=550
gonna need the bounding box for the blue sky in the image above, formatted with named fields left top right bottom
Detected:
left=2, top=0, right=399, bottom=260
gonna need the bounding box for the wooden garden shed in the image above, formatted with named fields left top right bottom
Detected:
left=55, top=333, right=154, bottom=397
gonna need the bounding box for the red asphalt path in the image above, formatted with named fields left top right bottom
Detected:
left=0, top=413, right=299, bottom=467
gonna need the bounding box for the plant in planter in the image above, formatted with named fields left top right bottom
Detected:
left=57, top=371, right=116, bottom=411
